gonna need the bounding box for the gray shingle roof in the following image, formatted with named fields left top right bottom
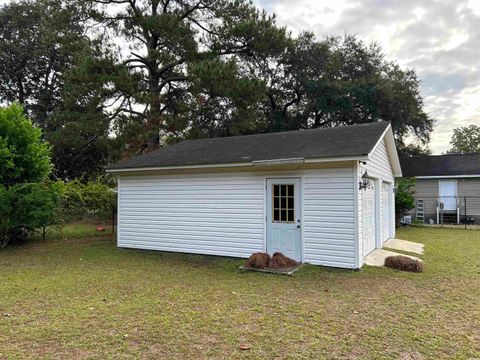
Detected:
left=400, top=153, right=480, bottom=177
left=107, top=121, right=390, bottom=171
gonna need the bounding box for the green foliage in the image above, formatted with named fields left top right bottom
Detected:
left=59, top=180, right=116, bottom=222
left=6, top=182, right=63, bottom=230
left=0, top=182, right=62, bottom=247
left=0, top=185, right=11, bottom=244
left=0, top=0, right=91, bottom=128
left=395, top=177, right=416, bottom=226
left=85, top=0, right=288, bottom=152
left=0, top=104, right=52, bottom=186
left=398, top=143, right=431, bottom=156
left=255, top=34, right=434, bottom=145
left=449, top=125, right=480, bottom=154
left=0, top=0, right=114, bottom=180
left=186, top=58, right=266, bottom=138
left=0, top=104, right=60, bottom=247
left=48, top=51, right=120, bottom=180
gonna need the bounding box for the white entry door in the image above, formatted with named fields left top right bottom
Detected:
left=382, top=182, right=390, bottom=242
left=439, top=180, right=457, bottom=210
left=362, top=182, right=377, bottom=256
left=266, top=178, right=302, bottom=262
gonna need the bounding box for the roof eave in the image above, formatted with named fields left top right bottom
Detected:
left=105, top=161, right=250, bottom=173
left=105, top=155, right=368, bottom=174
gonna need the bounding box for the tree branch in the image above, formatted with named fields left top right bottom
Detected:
left=162, top=0, right=170, bottom=12
left=157, top=59, right=185, bottom=77
left=180, top=1, right=204, bottom=20
left=188, top=17, right=220, bottom=36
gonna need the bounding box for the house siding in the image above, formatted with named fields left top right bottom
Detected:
left=458, top=179, right=480, bottom=218
left=303, top=168, right=356, bottom=268
left=408, top=179, right=438, bottom=221
left=410, top=178, right=480, bottom=221
left=364, top=138, right=395, bottom=183
left=117, top=173, right=265, bottom=258
left=357, top=137, right=395, bottom=265
left=117, top=166, right=358, bottom=268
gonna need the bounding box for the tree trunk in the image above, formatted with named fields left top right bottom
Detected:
left=395, top=212, right=403, bottom=228
left=1, top=235, right=9, bottom=249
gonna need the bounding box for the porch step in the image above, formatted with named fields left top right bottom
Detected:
left=441, top=212, right=458, bottom=224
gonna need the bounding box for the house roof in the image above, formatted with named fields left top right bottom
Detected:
left=400, top=153, right=480, bottom=177
left=107, top=121, right=398, bottom=172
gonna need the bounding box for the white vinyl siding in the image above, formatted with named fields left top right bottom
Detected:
left=117, top=167, right=358, bottom=268
left=364, top=138, right=395, bottom=183
left=303, top=168, right=356, bottom=268
left=382, top=182, right=391, bottom=241
left=117, top=173, right=265, bottom=258
left=357, top=137, right=395, bottom=265
left=362, top=183, right=376, bottom=256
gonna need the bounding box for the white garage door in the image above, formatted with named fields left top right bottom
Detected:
left=362, top=182, right=376, bottom=256
left=382, top=182, right=390, bottom=242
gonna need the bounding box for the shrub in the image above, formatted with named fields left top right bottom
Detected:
left=0, top=105, right=60, bottom=248
left=0, top=181, right=63, bottom=247
left=395, top=177, right=416, bottom=227
left=59, top=179, right=116, bottom=222
left=384, top=255, right=424, bottom=273
left=0, top=104, right=52, bottom=186
left=245, top=252, right=271, bottom=269
left=270, top=252, right=298, bottom=269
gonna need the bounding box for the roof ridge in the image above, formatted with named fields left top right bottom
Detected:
left=181, top=121, right=390, bottom=143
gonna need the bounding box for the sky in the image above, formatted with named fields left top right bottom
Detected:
left=254, top=0, right=480, bottom=153
left=1, top=0, right=478, bottom=153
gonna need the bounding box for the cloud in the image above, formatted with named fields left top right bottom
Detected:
left=254, top=0, right=480, bottom=154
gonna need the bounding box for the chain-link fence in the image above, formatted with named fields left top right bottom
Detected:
left=403, top=196, right=480, bottom=229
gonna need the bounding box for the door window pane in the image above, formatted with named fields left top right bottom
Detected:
left=272, top=184, right=295, bottom=223
left=287, top=209, right=294, bottom=222
left=274, top=185, right=279, bottom=196
left=287, top=196, right=294, bottom=209
left=287, top=185, right=293, bottom=197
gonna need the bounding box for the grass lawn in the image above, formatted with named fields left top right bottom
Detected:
left=31, top=221, right=113, bottom=240
left=0, top=227, right=479, bottom=359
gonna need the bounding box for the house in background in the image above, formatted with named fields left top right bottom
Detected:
left=401, top=153, right=480, bottom=225
left=107, top=122, right=402, bottom=269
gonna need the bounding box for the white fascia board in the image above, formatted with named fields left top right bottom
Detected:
left=416, top=175, right=480, bottom=179
left=105, top=162, right=250, bottom=173
left=106, top=156, right=365, bottom=173
left=304, top=155, right=368, bottom=163
left=252, top=158, right=304, bottom=166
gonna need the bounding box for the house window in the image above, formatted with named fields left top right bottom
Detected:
left=272, top=184, right=295, bottom=223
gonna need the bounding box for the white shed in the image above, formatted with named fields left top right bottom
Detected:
left=107, top=122, right=402, bottom=269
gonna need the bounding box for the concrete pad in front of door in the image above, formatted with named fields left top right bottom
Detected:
left=384, top=238, right=424, bottom=255
left=364, top=249, right=422, bottom=267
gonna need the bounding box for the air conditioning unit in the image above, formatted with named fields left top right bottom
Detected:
left=401, top=215, right=412, bottom=224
